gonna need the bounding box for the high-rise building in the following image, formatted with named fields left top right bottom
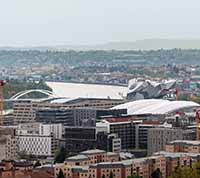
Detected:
left=0, top=128, right=17, bottom=160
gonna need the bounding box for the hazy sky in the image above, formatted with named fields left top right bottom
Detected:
left=0, top=0, right=200, bottom=46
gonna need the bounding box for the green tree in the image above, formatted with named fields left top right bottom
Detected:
left=127, top=175, right=141, bottom=178
left=109, top=171, right=113, bottom=178
left=57, top=169, right=65, bottom=178
left=102, top=174, right=106, bottom=178
left=169, top=166, right=199, bottom=178
left=55, top=147, right=66, bottom=163
left=195, top=162, right=200, bottom=175
left=151, top=168, right=162, bottom=178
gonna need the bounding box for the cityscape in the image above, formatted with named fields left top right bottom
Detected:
left=0, top=1, right=200, bottom=178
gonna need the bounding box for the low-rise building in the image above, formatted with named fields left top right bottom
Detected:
left=165, top=140, right=200, bottom=153
left=55, top=150, right=200, bottom=178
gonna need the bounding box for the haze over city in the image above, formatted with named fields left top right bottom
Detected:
left=0, top=1, right=200, bottom=178
left=1, top=0, right=200, bottom=46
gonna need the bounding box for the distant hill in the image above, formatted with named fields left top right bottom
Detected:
left=1, top=39, right=200, bottom=51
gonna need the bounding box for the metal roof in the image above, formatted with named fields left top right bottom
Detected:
left=112, top=99, right=199, bottom=115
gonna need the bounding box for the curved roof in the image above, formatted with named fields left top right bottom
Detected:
left=112, top=99, right=199, bottom=115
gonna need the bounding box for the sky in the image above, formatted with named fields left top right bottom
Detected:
left=0, top=0, right=200, bottom=46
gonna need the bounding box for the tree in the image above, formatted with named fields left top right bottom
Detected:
left=109, top=171, right=113, bottom=178
left=195, top=162, right=200, bottom=176
left=169, top=166, right=199, bottom=178
left=55, top=147, right=67, bottom=163
left=57, top=169, right=65, bottom=178
left=102, top=174, right=106, bottom=178
left=151, top=168, right=162, bottom=178
left=127, top=175, right=141, bottom=178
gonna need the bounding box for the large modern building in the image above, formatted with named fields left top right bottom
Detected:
left=64, top=126, right=121, bottom=154
left=36, top=107, right=126, bottom=127
left=99, top=118, right=142, bottom=150
left=135, top=121, right=170, bottom=150
left=127, top=79, right=176, bottom=100
left=112, top=99, right=199, bottom=116
left=47, top=97, right=125, bottom=109
left=13, top=97, right=125, bottom=124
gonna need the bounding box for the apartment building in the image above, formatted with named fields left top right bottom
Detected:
left=13, top=99, right=39, bottom=124
left=55, top=150, right=200, bottom=178
left=154, top=151, right=200, bottom=177
left=64, top=127, right=121, bottom=154
left=0, top=127, right=17, bottom=160
left=55, top=152, right=166, bottom=178
left=165, top=140, right=200, bottom=153
left=147, top=127, right=195, bottom=155
left=16, top=123, right=62, bottom=157
left=99, top=118, right=142, bottom=150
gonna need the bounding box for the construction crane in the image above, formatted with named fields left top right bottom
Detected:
left=196, top=109, right=200, bottom=140
left=0, top=80, right=6, bottom=126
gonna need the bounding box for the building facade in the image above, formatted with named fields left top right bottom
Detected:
left=147, top=128, right=195, bottom=155
left=16, top=123, right=62, bottom=157
left=0, top=128, right=17, bottom=160
left=55, top=150, right=200, bottom=178
left=165, top=140, right=200, bottom=153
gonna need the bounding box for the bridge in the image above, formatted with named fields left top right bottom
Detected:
left=5, top=89, right=56, bottom=101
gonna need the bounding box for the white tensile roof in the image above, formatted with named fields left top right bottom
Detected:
left=112, top=99, right=199, bottom=115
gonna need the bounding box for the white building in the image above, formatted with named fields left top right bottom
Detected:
left=16, top=123, right=62, bottom=157
left=17, top=122, right=63, bottom=138
left=17, top=135, right=53, bottom=156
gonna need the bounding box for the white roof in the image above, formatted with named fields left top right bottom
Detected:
left=47, top=82, right=127, bottom=99
left=50, top=97, right=77, bottom=104
left=112, top=99, right=199, bottom=115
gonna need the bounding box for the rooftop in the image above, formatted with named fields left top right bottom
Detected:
left=112, top=99, right=199, bottom=115
left=168, top=140, right=200, bottom=146
left=81, top=149, right=106, bottom=155
left=66, top=154, right=88, bottom=161
left=154, top=151, right=200, bottom=158
left=103, top=117, right=142, bottom=124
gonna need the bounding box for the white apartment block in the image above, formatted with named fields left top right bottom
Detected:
left=17, top=122, right=63, bottom=138
left=17, top=135, right=53, bottom=156
left=16, top=122, right=62, bottom=157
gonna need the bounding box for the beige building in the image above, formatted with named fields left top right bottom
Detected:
left=55, top=150, right=200, bottom=178
left=0, top=128, right=17, bottom=160
left=165, top=140, right=200, bottom=153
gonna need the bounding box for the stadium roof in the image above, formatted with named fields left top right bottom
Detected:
left=112, top=99, right=199, bottom=115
